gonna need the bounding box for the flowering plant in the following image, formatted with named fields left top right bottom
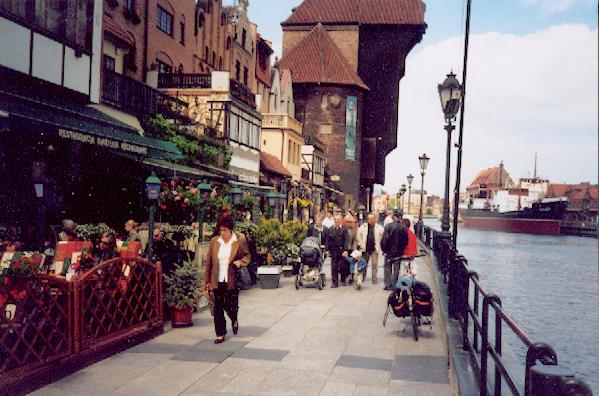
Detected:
left=159, top=178, right=202, bottom=211
left=71, top=251, right=96, bottom=272
left=74, top=224, right=115, bottom=241
left=295, top=197, right=312, bottom=208
left=0, top=256, right=39, bottom=285
left=161, top=225, right=196, bottom=240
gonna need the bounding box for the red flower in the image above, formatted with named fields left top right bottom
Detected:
left=181, top=204, right=187, bottom=208
left=12, top=260, right=21, bottom=270
left=160, top=205, right=167, bottom=209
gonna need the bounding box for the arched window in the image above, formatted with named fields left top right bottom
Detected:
left=198, top=12, right=205, bottom=29
left=219, top=56, right=223, bottom=70
left=235, top=61, right=240, bottom=81
left=226, top=36, right=231, bottom=50
left=221, top=12, right=226, bottom=26
left=212, top=51, right=216, bottom=66
left=205, top=46, right=209, bottom=61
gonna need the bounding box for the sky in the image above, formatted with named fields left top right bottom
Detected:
left=227, top=0, right=598, bottom=196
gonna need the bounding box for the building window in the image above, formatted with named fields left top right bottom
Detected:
left=219, top=56, right=223, bottom=70
left=179, top=21, right=185, bottom=44
left=155, top=59, right=172, bottom=74
left=221, top=12, right=226, bottom=26
left=235, top=61, right=241, bottom=81
left=205, top=46, right=209, bottom=61
left=156, top=5, right=173, bottom=36
left=241, top=29, right=247, bottom=49
left=212, top=51, right=216, bottom=66
left=103, top=55, right=116, bottom=72
left=288, top=140, right=292, bottom=164
left=124, top=0, right=135, bottom=11
left=252, top=124, right=260, bottom=150
left=243, top=67, right=248, bottom=85
left=226, top=36, right=231, bottom=50
left=229, top=114, right=239, bottom=141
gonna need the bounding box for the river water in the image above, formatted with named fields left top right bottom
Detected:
left=424, top=219, right=599, bottom=392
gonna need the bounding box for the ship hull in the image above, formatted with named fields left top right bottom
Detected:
left=460, top=216, right=561, bottom=235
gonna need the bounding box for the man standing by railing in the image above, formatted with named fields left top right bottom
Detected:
left=381, top=209, right=408, bottom=290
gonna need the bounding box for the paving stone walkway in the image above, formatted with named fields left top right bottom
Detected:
left=33, top=254, right=456, bottom=396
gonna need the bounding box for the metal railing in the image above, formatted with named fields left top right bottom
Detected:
left=157, top=73, right=212, bottom=89
left=230, top=79, right=256, bottom=108
left=262, top=114, right=303, bottom=134
left=420, top=226, right=592, bottom=396
left=102, top=70, right=189, bottom=121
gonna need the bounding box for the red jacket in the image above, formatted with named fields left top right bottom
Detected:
left=403, top=229, right=417, bottom=257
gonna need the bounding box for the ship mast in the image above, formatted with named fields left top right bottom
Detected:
left=533, top=151, right=537, bottom=179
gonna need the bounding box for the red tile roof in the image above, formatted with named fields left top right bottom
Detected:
left=260, top=152, right=292, bottom=178
left=103, top=14, right=135, bottom=48
left=282, top=0, right=426, bottom=26
left=468, top=165, right=514, bottom=189
left=278, top=24, right=368, bottom=90
left=547, top=183, right=598, bottom=211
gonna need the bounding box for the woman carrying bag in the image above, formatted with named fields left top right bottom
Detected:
left=204, top=215, right=251, bottom=344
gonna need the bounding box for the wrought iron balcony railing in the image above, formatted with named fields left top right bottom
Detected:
left=230, top=79, right=256, bottom=108
left=102, top=70, right=188, bottom=121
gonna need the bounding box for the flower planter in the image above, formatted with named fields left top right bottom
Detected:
left=257, top=265, right=282, bottom=289
left=170, top=306, right=194, bottom=328
left=0, top=280, right=28, bottom=324
left=281, top=265, right=294, bottom=278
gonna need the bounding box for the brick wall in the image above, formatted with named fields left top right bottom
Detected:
left=102, top=0, right=145, bottom=81
left=294, top=84, right=365, bottom=209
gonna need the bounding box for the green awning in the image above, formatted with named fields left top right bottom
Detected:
left=142, top=158, right=225, bottom=181
left=0, top=90, right=182, bottom=160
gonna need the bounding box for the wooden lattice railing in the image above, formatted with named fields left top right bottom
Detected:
left=75, top=257, right=163, bottom=351
left=0, top=276, right=73, bottom=377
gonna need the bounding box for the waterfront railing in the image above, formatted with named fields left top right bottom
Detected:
left=419, top=225, right=592, bottom=396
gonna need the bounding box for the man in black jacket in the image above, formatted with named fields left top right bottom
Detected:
left=381, top=210, right=408, bottom=290
left=325, top=214, right=348, bottom=288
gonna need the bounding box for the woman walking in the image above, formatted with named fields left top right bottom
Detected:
left=204, top=215, right=251, bottom=344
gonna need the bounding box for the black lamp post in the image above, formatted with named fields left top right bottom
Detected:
left=417, top=153, right=430, bottom=238
left=278, top=192, right=287, bottom=222
left=145, top=172, right=161, bottom=259
left=266, top=191, right=278, bottom=219
left=400, top=184, right=407, bottom=214
left=33, top=181, right=44, bottom=250
left=228, top=187, right=243, bottom=223
left=438, top=71, right=463, bottom=236
left=197, top=181, right=212, bottom=242
left=407, top=174, right=414, bottom=216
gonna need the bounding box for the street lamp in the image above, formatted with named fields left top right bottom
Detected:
left=266, top=191, right=278, bottom=219
left=228, top=187, right=243, bottom=223
left=197, top=181, right=212, bottom=242
left=400, top=184, right=407, bottom=214
left=278, top=192, right=287, bottom=222
left=145, top=172, right=162, bottom=259
left=438, top=71, right=463, bottom=235
left=417, top=153, right=430, bottom=238
left=406, top=174, right=414, bottom=216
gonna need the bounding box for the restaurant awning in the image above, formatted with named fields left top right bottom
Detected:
left=260, top=152, right=292, bottom=178
left=142, top=158, right=225, bottom=181
left=0, top=88, right=182, bottom=160
left=230, top=180, right=276, bottom=191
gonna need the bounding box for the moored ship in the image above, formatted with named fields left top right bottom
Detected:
left=459, top=161, right=568, bottom=235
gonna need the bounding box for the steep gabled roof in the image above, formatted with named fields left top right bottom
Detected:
left=282, top=0, right=426, bottom=26
left=260, top=152, right=292, bottom=178
left=468, top=165, right=514, bottom=189
left=278, top=24, right=368, bottom=90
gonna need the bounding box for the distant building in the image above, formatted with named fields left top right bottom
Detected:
left=547, top=182, right=598, bottom=221
left=467, top=162, right=515, bottom=199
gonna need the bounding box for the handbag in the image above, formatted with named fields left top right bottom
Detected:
left=234, top=265, right=252, bottom=290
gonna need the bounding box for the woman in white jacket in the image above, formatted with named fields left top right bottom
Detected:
left=356, top=213, right=384, bottom=284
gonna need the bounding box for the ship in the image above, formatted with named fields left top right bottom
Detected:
left=459, top=159, right=568, bottom=235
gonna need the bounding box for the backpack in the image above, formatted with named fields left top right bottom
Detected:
left=387, top=290, right=410, bottom=318
left=412, top=280, right=434, bottom=317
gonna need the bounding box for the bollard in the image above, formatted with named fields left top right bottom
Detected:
left=560, top=377, right=593, bottom=396
left=529, top=365, right=574, bottom=396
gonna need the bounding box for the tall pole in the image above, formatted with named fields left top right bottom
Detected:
left=407, top=184, right=412, bottom=215
left=441, top=121, right=455, bottom=233
left=452, top=0, right=472, bottom=250
left=147, top=204, right=156, bottom=260
left=401, top=193, right=405, bottom=213
left=418, top=172, right=425, bottom=224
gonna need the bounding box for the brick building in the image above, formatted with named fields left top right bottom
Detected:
left=195, top=0, right=229, bottom=73
left=224, top=0, right=257, bottom=89
left=280, top=0, right=426, bottom=210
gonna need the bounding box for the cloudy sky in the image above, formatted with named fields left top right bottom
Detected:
left=231, top=0, right=598, bottom=196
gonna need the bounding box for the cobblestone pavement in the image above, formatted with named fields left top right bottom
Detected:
left=33, top=254, right=456, bottom=396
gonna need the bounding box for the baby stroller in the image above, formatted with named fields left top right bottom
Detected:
left=295, top=236, right=326, bottom=290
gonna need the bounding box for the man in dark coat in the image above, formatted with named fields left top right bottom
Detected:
left=380, top=209, right=409, bottom=290
left=325, top=214, right=349, bottom=288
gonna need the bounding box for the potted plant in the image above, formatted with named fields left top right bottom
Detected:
left=163, top=261, right=202, bottom=328
left=0, top=255, right=41, bottom=324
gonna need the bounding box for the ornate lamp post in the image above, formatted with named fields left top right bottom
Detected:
left=400, top=184, right=407, bottom=214
left=417, top=153, right=430, bottom=238
left=438, top=71, right=463, bottom=236
left=145, top=172, right=162, bottom=259
left=266, top=191, right=278, bottom=219
left=196, top=181, right=212, bottom=242
left=228, top=187, right=243, bottom=223
left=406, top=174, right=414, bottom=216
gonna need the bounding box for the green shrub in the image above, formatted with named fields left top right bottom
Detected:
left=164, top=261, right=202, bottom=310
left=255, top=219, right=307, bottom=264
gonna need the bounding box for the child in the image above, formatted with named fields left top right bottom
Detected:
left=349, top=250, right=367, bottom=290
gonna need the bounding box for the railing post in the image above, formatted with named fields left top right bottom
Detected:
left=525, top=342, right=557, bottom=396
left=73, top=279, right=81, bottom=353
left=470, top=271, right=480, bottom=353
left=481, top=294, right=501, bottom=396
left=493, top=298, right=503, bottom=396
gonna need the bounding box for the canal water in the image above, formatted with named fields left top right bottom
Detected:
left=424, top=219, right=599, bottom=392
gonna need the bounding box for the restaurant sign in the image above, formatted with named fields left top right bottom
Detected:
left=59, top=129, right=148, bottom=155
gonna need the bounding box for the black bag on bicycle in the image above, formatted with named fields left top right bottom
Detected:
left=387, top=290, right=410, bottom=318
left=412, top=280, right=434, bottom=317
left=234, top=266, right=252, bottom=290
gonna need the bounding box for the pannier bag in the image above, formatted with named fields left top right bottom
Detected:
left=412, top=280, right=434, bottom=317
left=388, top=290, right=410, bottom=318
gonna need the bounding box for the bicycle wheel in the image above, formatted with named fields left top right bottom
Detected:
left=411, top=312, right=419, bottom=341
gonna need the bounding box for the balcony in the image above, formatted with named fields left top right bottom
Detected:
left=230, top=79, right=256, bottom=108
left=262, top=114, right=303, bottom=135
left=102, top=70, right=188, bottom=121
left=157, top=73, right=212, bottom=89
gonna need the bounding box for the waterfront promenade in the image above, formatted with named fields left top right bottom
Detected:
left=33, top=255, right=456, bottom=396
